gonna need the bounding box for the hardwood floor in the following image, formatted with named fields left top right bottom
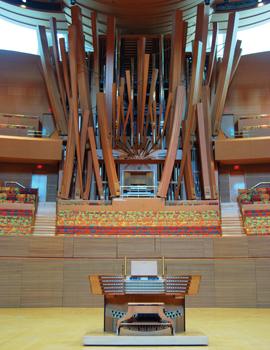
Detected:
left=0, top=308, right=269, bottom=350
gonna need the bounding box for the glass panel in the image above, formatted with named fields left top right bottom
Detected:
left=31, top=175, right=47, bottom=202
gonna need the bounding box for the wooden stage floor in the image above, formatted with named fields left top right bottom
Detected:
left=0, top=308, right=269, bottom=350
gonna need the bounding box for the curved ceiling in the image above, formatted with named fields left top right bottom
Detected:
left=0, top=0, right=270, bottom=51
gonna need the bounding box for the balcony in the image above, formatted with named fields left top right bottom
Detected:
left=0, top=134, right=62, bottom=163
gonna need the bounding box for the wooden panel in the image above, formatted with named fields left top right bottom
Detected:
left=157, top=86, right=185, bottom=198
left=159, top=238, right=213, bottom=258
left=71, top=6, right=94, bottom=167
left=63, top=259, right=121, bottom=307
left=87, top=127, right=104, bottom=199
left=197, top=102, right=213, bottom=199
left=175, top=40, right=202, bottom=198
left=0, top=236, right=29, bottom=257
left=28, top=237, right=64, bottom=257
left=68, top=24, right=83, bottom=196
left=194, top=3, right=209, bottom=97
left=21, top=259, right=64, bottom=307
left=63, top=259, right=101, bottom=307
left=212, top=13, right=239, bottom=135
left=166, top=259, right=215, bottom=307
left=49, top=17, right=67, bottom=121
left=188, top=275, right=201, bottom=296
left=255, top=259, right=270, bottom=307
left=0, top=135, right=62, bottom=163
left=96, top=93, right=120, bottom=197
left=73, top=237, right=117, bottom=258
left=229, top=39, right=242, bottom=85
left=63, top=237, right=74, bottom=257
left=215, top=137, right=270, bottom=164
left=0, top=50, right=49, bottom=115
left=213, top=237, right=248, bottom=257
left=225, top=52, right=270, bottom=115
left=105, top=15, right=116, bottom=142
left=89, top=275, right=103, bottom=295
left=37, top=26, right=67, bottom=134
left=117, top=237, right=158, bottom=258
left=214, top=259, right=256, bottom=307
left=91, top=11, right=100, bottom=115
left=0, top=259, right=22, bottom=307
left=206, top=22, right=218, bottom=85
left=247, top=236, right=270, bottom=258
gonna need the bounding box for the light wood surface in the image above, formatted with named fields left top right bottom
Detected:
left=0, top=308, right=270, bottom=350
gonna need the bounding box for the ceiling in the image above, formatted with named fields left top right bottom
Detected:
left=0, top=0, right=270, bottom=50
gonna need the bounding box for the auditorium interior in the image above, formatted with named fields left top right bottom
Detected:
left=0, top=0, right=270, bottom=348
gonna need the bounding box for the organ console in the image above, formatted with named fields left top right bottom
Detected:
left=89, top=261, right=201, bottom=336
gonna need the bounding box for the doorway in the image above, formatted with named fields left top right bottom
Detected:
left=31, top=175, right=47, bottom=202
left=229, top=173, right=245, bottom=202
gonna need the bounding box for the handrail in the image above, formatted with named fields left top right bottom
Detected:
left=249, top=182, right=270, bottom=190
left=4, top=181, right=25, bottom=189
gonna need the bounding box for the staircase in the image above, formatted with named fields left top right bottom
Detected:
left=220, top=202, right=245, bottom=236
left=33, top=202, right=56, bottom=236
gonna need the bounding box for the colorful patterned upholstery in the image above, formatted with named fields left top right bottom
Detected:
left=238, top=188, right=270, bottom=235
left=0, top=187, right=38, bottom=235
left=56, top=202, right=221, bottom=237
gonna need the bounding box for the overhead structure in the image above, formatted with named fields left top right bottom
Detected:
left=36, top=2, right=241, bottom=201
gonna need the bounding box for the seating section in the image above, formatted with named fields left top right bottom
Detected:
left=57, top=200, right=221, bottom=236
left=0, top=187, right=38, bottom=234
left=238, top=188, right=270, bottom=235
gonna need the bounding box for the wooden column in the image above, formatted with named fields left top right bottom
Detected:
left=49, top=17, right=68, bottom=122
left=37, top=26, right=67, bottom=134
left=197, top=102, right=212, bottom=199
left=105, top=15, right=116, bottom=143
left=97, top=93, right=120, bottom=197
left=212, top=12, right=239, bottom=135
left=175, top=40, right=203, bottom=199
left=68, top=25, right=83, bottom=196
left=157, top=86, right=185, bottom=198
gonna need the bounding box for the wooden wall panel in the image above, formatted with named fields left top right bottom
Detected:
left=117, top=237, right=158, bottom=258
left=0, top=237, right=269, bottom=307
left=73, top=237, right=117, bottom=258
left=63, top=237, right=74, bottom=257
left=214, top=259, right=256, bottom=307
left=0, top=237, right=29, bottom=257
left=21, top=259, right=64, bottom=307
left=225, top=51, right=270, bottom=115
left=255, top=259, right=270, bottom=307
left=0, top=260, right=22, bottom=307
left=213, top=237, right=248, bottom=258
left=159, top=238, right=213, bottom=258
left=166, top=259, right=216, bottom=307
left=0, top=50, right=49, bottom=115
left=247, top=236, right=270, bottom=258
left=28, top=237, right=64, bottom=257
left=63, top=259, right=122, bottom=307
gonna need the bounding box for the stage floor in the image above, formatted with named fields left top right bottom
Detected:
left=0, top=308, right=269, bottom=350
